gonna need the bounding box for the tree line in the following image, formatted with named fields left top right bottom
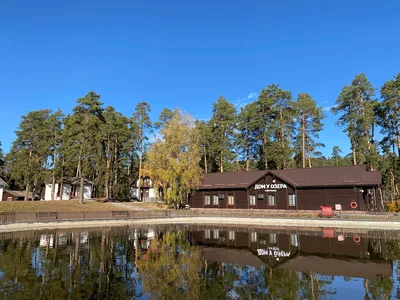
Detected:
left=0, top=72, right=399, bottom=204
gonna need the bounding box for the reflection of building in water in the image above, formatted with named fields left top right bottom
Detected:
left=39, top=231, right=89, bottom=248
left=132, top=228, right=156, bottom=251
left=189, top=228, right=393, bottom=280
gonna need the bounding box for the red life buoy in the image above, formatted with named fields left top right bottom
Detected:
left=350, top=201, right=358, bottom=209
left=353, top=236, right=361, bottom=243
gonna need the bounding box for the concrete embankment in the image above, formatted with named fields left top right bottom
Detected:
left=1, top=217, right=400, bottom=232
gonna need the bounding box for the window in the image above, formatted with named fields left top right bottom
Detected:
left=291, top=234, right=298, bottom=247
left=228, top=231, right=235, bottom=240
left=288, top=194, right=296, bottom=206
left=204, top=195, right=211, bottom=205
left=228, top=195, right=235, bottom=205
left=205, top=229, right=211, bottom=239
left=257, top=193, right=264, bottom=200
left=250, top=232, right=257, bottom=243
left=213, top=229, right=219, bottom=239
left=249, top=195, right=256, bottom=206
left=268, top=194, right=276, bottom=206
left=269, top=233, right=277, bottom=244
left=213, top=195, right=219, bottom=205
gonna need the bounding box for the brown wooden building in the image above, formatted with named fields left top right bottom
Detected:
left=189, top=165, right=382, bottom=211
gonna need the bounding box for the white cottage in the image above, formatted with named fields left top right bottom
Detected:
left=0, top=178, right=6, bottom=202
left=44, top=177, right=94, bottom=200
left=131, top=176, right=159, bottom=202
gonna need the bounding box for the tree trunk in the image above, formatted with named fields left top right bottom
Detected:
left=113, top=139, right=118, bottom=198
left=302, top=114, right=306, bottom=168
left=307, top=136, right=312, bottom=168
left=351, top=140, right=357, bottom=165
left=263, top=136, right=268, bottom=169
left=203, top=145, right=208, bottom=173
left=138, top=138, right=143, bottom=201
left=25, top=183, right=30, bottom=202
left=105, top=136, right=111, bottom=199
left=220, top=152, right=223, bottom=173
left=51, top=175, right=56, bottom=201
left=246, top=135, right=250, bottom=171
left=79, top=175, right=84, bottom=204
left=51, top=136, right=57, bottom=201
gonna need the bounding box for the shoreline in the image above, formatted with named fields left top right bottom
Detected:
left=2, top=217, right=400, bottom=233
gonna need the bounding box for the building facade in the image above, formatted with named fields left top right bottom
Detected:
left=189, top=165, right=382, bottom=211
left=43, top=178, right=94, bottom=200
left=0, top=178, right=6, bottom=202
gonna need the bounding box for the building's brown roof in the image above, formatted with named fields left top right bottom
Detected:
left=198, top=165, right=381, bottom=189
left=4, top=190, right=34, bottom=198
left=200, top=170, right=268, bottom=189
left=270, top=165, right=381, bottom=188
left=201, top=247, right=266, bottom=268
left=277, top=255, right=392, bottom=280
left=0, top=178, right=6, bottom=186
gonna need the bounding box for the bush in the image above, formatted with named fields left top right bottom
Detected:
left=386, top=200, right=400, bottom=212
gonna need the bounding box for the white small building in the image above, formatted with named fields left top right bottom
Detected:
left=131, top=177, right=159, bottom=202
left=44, top=177, right=93, bottom=200
left=0, top=178, right=6, bottom=202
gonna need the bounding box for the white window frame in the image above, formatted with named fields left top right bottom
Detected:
left=288, top=194, right=296, bottom=206
left=228, top=194, right=235, bottom=205
left=213, top=195, right=219, bottom=205
left=269, top=233, right=277, bottom=244
left=228, top=231, right=235, bottom=240
left=249, top=195, right=256, bottom=206
left=291, top=234, right=298, bottom=247
left=250, top=232, right=257, bottom=243
left=213, top=229, right=219, bottom=239
left=268, top=194, right=276, bottom=206
left=205, top=229, right=211, bottom=239
left=204, top=195, right=211, bottom=205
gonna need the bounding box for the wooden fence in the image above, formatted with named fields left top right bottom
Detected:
left=0, top=209, right=400, bottom=224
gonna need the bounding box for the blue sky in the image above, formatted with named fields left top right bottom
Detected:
left=1, top=0, right=399, bottom=156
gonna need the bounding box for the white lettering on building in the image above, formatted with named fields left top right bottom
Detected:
left=257, top=247, right=290, bottom=257
left=255, top=184, right=287, bottom=190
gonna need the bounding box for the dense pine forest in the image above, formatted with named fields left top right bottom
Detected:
left=0, top=72, right=399, bottom=204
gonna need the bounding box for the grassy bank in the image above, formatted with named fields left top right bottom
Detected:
left=0, top=200, right=167, bottom=213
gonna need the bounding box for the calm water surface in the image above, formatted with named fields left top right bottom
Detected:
left=0, top=225, right=399, bottom=299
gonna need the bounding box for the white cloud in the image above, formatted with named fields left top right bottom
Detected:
left=247, top=92, right=259, bottom=100
left=323, top=106, right=333, bottom=112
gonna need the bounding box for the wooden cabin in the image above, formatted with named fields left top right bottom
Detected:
left=189, top=165, right=382, bottom=211
left=2, top=190, right=37, bottom=201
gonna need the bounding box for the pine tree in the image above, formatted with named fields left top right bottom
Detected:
left=331, top=146, right=343, bottom=167
left=294, top=93, right=325, bottom=168
left=131, top=102, right=152, bottom=201
left=209, top=96, right=237, bottom=173
left=48, top=109, right=64, bottom=200
left=332, top=73, right=377, bottom=169
left=257, top=84, right=295, bottom=169
left=8, top=110, right=53, bottom=200
left=63, top=91, right=105, bottom=204
left=236, top=102, right=262, bottom=171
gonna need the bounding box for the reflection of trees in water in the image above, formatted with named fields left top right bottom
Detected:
left=137, top=231, right=202, bottom=299
left=0, top=229, right=397, bottom=299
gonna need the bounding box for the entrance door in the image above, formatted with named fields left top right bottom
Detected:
left=142, top=188, right=150, bottom=201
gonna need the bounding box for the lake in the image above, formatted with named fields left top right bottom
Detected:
left=0, top=224, right=399, bottom=299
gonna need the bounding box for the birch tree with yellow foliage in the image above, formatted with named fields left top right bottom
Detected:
left=146, top=110, right=202, bottom=208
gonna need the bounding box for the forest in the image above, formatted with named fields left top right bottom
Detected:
left=0, top=72, right=399, bottom=204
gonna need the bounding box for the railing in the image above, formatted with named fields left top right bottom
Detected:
left=0, top=209, right=400, bottom=225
